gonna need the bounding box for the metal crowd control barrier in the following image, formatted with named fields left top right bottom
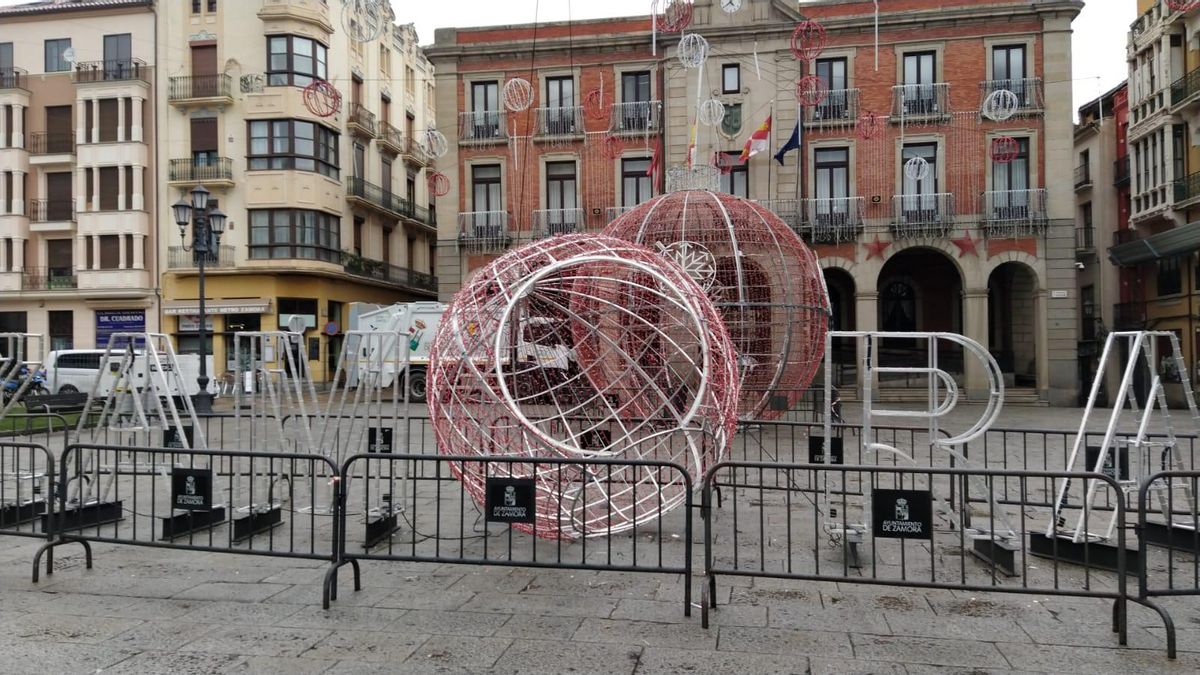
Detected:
left=32, top=444, right=342, bottom=606
left=1137, top=470, right=1200, bottom=660
left=734, top=420, right=952, bottom=465
left=328, top=453, right=695, bottom=616
left=0, top=412, right=72, bottom=451
left=0, top=442, right=56, bottom=577
left=75, top=412, right=275, bottom=452
left=699, top=461, right=1167, bottom=651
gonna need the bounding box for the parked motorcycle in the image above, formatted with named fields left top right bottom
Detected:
left=1, top=365, right=50, bottom=405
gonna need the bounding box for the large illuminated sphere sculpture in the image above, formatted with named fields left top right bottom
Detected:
left=604, top=191, right=830, bottom=421
left=428, top=235, right=739, bottom=539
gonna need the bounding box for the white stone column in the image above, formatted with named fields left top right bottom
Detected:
left=0, top=107, right=7, bottom=150
left=0, top=238, right=7, bottom=271
left=75, top=167, right=86, bottom=214
left=90, top=235, right=99, bottom=270
left=133, top=234, right=144, bottom=269
left=962, top=288, right=990, bottom=401
left=12, top=237, right=24, bottom=271
left=75, top=236, right=86, bottom=271
left=0, top=171, right=7, bottom=214
left=10, top=104, right=22, bottom=148
left=1035, top=289, right=1050, bottom=398
left=117, top=163, right=126, bottom=211
left=90, top=98, right=99, bottom=144
left=91, top=168, right=100, bottom=211
left=131, top=165, right=144, bottom=210
left=116, top=97, right=126, bottom=143
left=75, top=100, right=85, bottom=145
left=11, top=170, right=23, bottom=215
left=118, top=234, right=127, bottom=269
left=131, top=96, right=143, bottom=143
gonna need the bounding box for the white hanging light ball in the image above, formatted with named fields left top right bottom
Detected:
left=982, top=89, right=1020, bottom=122
left=425, top=129, right=449, bottom=158
left=698, top=98, right=726, bottom=126
left=677, top=33, right=710, bottom=69
left=904, top=156, right=930, bottom=181
left=502, top=78, right=535, bottom=112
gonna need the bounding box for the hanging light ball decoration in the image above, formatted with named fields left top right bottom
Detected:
left=428, top=234, right=739, bottom=539
left=904, top=156, right=931, bottom=181
left=599, top=134, right=624, bottom=160
left=654, top=0, right=694, bottom=33
left=790, top=20, right=827, bottom=63
left=795, top=75, right=829, bottom=107
left=981, top=88, right=1020, bottom=122
left=342, top=0, right=387, bottom=43
left=583, top=88, right=609, bottom=121
left=677, top=33, right=709, bottom=69
left=698, top=98, right=726, bottom=126
left=1166, top=0, right=1200, bottom=12
left=424, top=129, right=449, bottom=159
left=302, top=79, right=342, bottom=118
left=604, top=191, right=830, bottom=421
left=990, top=136, right=1020, bottom=164
left=502, top=77, right=536, bottom=112
left=857, top=111, right=882, bottom=140
left=427, top=171, right=451, bottom=197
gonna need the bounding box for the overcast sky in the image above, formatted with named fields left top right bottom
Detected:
left=0, top=0, right=1135, bottom=115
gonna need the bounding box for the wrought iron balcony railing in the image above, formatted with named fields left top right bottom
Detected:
left=807, top=89, right=860, bottom=124
left=982, top=189, right=1047, bottom=237
left=535, top=106, right=584, bottom=137
left=341, top=251, right=437, bottom=294
left=610, top=101, right=662, bottom=134
left=168, top=74, right=233, bottom=101
left=753, top=199, right=802, bottom=228
left=458, top=211, right=510, bottom=253
left=799, top=197, right=866, bottom=243
left=532, top=208, right=585, bottom=238
left=29, top=198, right=75, bottom=223
left=1074, top=164, right=1091, bottom=189
left=346, top=102, right=377, bottom=137
left=1171, top=66, right=1200, bottom=108
left=1075, top=226, right=1095, bottom=252
left=0, top=66, right=27, bottom=91
left=891, top=83, right=950, bottom=118
left=1173, top=170, right=1200, bottom=205
left=459, top=110, right=507, bottom=142
left=890, top=193, right=955, bottom=239
left=169, top=157, right=234, bottom=183
left=978, top=78, right=1044, bottom=113
left=167, top=245, right=236, bottom=270
left=378, top=122, right=405, bottom=154
left=28, top=131, right=74, bottom=155
left=22, top=267, right=76, bottom=290
left=72, top=59, right=148, bottom=84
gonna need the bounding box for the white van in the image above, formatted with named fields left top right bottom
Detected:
left=44, top=350, right=213, bottom=397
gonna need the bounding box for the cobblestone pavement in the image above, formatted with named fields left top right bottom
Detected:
left=0, top=404, right=1198, bottom=674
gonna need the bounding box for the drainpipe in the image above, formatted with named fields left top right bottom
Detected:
left=151, top=0, right=162, bottom=336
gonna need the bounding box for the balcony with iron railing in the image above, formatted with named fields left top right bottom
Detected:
left=798, top=197, right=866, bottom=244
left=891, top=83, right=950, bottom=119
left=378, top=122, right=405, bottom=155
left=168, top=74, right=234, bottom=104
left=29, top=199, right=75, bottom=224
left=1074, top=164, right=1091, bottom=190
left=531, top=208, right=585, bottom=238
left=0, top=67, right=28, bottom=91
left=166, top=245, right=236, bottom=270
left=754, top=199, right=802, bottom=229
left=346, top=176, right=404, bottom=218
left=168, top=157, right=234, bottom=185
left=1174, top=170, right=1200, bottom=207
left=1075, top=226, right=1095, bottom=254
left=535, top=106, right=584, bottom=138
left=982, top=189, right=1048, bottom=238
left=21, top=267, right=76, bottom=290
left=1172, top=66, right=1200, bottom=111
left=341, top=250, right=437, bottom=295
left=606, top=206, right=637, bottom=222
left=978, top=78, right=1044, bottom=115
left=458, top=211, right=511, bottom=253
left=402, top=137, right=431, bottom=166
left=459, top=110, right=507, bottom=143
left=1114, top=157, right=1131, bottom=188
left=1113, top=301, right=1147, bottom=330
left=890, top=193, right=955, bottom=239
left=805, top=89, right=859, bottom=125
left=346, top=102, right=377, bottom=138
left=72, top=59, right=148, bottom=85
left=610, top=101, right=663, bottom=134
left=28, top=131, right=74, bottom=156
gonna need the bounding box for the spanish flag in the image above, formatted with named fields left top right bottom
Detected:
left=686, top=119, right=698, bottom=168
left=739, top=113, right=772, bottom=163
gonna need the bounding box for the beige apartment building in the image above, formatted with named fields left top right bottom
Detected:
left=0, top=0, right=158, bottom=352
left=156, top=0, right=438, bottom=382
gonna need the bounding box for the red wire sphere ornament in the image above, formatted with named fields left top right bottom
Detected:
left=1166, top=1, right=1200, bottom=12
left=790, top=20, right=827, bottom=63
left=795, top=76, right=829, bottom=107
left=583, top=88, right=609, bottom=121
left=599, top=134, right=624, bottom=160
left=302, top=79, right=342, bottom=118
left=654, top=0, right=694, bottom=33
left=857, top=111, right=882, bottom=140
left=428, top=234, right=739, bottom=540
left=990, top=136, right=1020, bottom=164
left=427, top=171, right=451, bottom=197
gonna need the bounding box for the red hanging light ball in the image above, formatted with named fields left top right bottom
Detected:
left=654, top=0, right=694, bottom=33
left=302, top=79, right=342, bottom=118
left=857, top=111, right=882, bottom=140
left=790, top=20, right=827, bottom=62
left=427, top=171, right=451, bottom=197
left=990, top=136, right=1020, bottom=164
left=795, top=75, right=829, bottom=107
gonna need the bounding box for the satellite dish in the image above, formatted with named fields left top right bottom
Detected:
left=62, top=47, right=76, bottom=64
left=287, top=315, right=306, bottom=334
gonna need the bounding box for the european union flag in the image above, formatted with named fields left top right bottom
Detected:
left=774, top=122, right=802, bottom=166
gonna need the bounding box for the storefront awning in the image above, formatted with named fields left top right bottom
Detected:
left=162, top=298, right=271, bottom=316
left=1109, top=222, right=1200, bottom=267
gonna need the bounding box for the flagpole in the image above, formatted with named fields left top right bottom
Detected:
left=766, top=100, right=775, bottom=202
left=795, top=99, right=804, bottom=233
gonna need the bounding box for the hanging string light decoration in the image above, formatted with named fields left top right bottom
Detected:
left=990, top=136, right=1020, bottom=164
left=790, top=21, right=827, bottom=62
left=428, top=234, right=739, bottom=539
left=424, top=129, right=449, bottom=159
left=904, top=156, right=931, bottom=181
left=1166, top=0, right=1200, bottom=11
left=654, top=0, right=694, bottom=32
left=599, top=134, right=624, bottom=160
left=677, top=33, right=709, bottom=69
left=342, top=0, right=387, bottom=43
left=503, top=78, right=536, bottom=112
left=857, top=111, right=882, bottom=140
left=427, top=171, right=451, bottom=197
left=698, top=98, right=726, bottom=126
left=605, top=191, right=830, bottom=421
left=795, top=75, right=829, bottom=107
left=302, top=79, right=342, bottom=118
left=982, top=88, right=1020, bottom=122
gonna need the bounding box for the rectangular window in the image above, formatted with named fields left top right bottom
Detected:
left=622, top=158, right=652, bottom=208
left=0, top=42, right=13, bottom=77
left=1080, top=285, right=1096, bottom=342
left=719, top=151, right=748, bottom=198
left=545, top=76, right=576, bottom=134
left=901, top=143, right=939, bottom=216
left=470, top=164, right=504, bottom=236
left=98, top=234, right=120, bottom=269
left=208, top=0, right=217, bottom=12
left=544, top=161, right=578, bottom=234
left=248, top=209, right=340, bottom=262
left=1173, top=124, right=1187, bottom=182
left=1158, top=256, right=1183, bottom=296
left=192, top=0, right=201, bottom=13
left=622, top=71, right=651, bottom=103
left=380, top=46, right=390, bottom=76
left=103, top=34, right=132, bottom=79
left=98, top=99, right=119, bottom=142
left=44, top=38, right=71, bottom=73
left=98, top=167, right=119, bottom=210
left=991, top=137, right=1031, bottom=216
left=266, top=35, right=328, bottom=87
left=814, top=57, right=849, bottom=119
left=247, top=119, right=339, bottom=178
left=722, top=64, right=740, bottom=94
left=992, top=44, right=1026, bottom=82
left=901, top=51, right=937, bottom=114
left=469, top=81, right=500, bottom=138
left=48, top=310, right=73, bottom=351
left=814, top=147, right=850, bottom=217
left=352, top=217, right=363, bottom=256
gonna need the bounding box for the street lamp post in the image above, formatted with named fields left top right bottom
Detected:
left=172, top=185, right=226, bottom=414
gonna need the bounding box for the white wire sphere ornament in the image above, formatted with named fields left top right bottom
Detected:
left=904, top=156, right=931, bottom=181
left=698, top=98, right=726, bottom=126
left=982, top=88, right=1020, bottom=122
left=502, top=78, right=536, bottom=112
left=342, top=0, right=386, bottom=43
left=424, top=129, right=449, bottom=159
left=428, top=234, right=739, bottom=540
left=677, top=33, right=710, bottom=69
left=604, top=190, right=831, bottom=421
